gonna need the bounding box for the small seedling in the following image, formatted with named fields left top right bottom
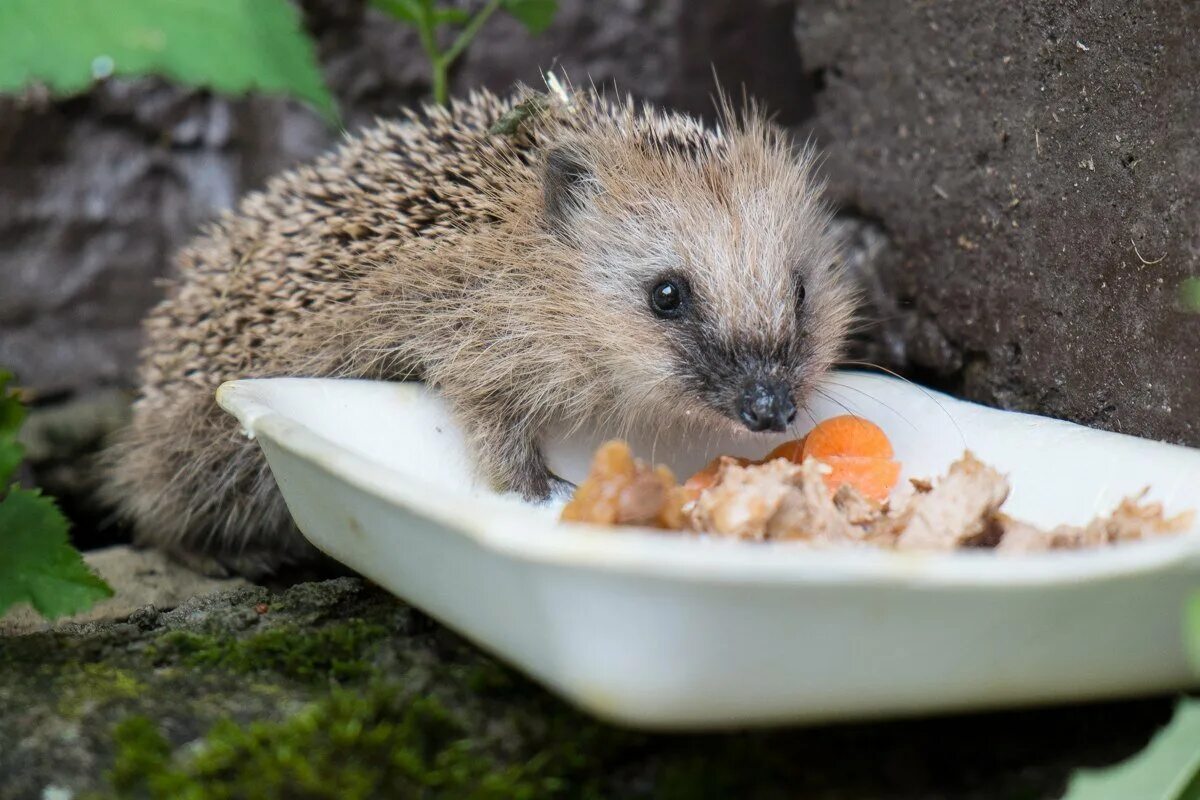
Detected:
left=372, top=0, right=558, bottom=105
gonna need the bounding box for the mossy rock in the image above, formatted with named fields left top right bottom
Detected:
left=0, top=578, right=1178, bottom=799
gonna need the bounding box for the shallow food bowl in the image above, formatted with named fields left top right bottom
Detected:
left=216, top=372, right=1200, bottom=729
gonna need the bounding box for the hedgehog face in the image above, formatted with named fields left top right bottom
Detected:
left=541, top=126, right=854, bottom=435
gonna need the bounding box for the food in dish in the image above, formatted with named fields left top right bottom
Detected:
left=560, top=417, right=1193, bottom=551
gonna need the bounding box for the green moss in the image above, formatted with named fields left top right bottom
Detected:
left=462, top=660, right=521, bottom=695
left=104, top=687, right=595, bottom=800
left=56, top=664, right=147, bottom=718
left=146, top=620, right=387, bottom=684
left=108, top=716, right=173, bottom=793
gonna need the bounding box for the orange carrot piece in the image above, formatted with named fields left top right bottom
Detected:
left=683, top=417, right=901, bottom=505
left=820, top=455, right=901, bottom=502
left=802, top=415, right=894, bottom=461
left=683, top=455, right=755, bottom=496
left=763, top=437, right=807, bottom=464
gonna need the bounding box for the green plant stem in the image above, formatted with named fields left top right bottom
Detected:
left=442, top=0, right=503, bottom=67
left=417, top=0, right=504, bottom=106
left=413, top=5, right=446, bottom=105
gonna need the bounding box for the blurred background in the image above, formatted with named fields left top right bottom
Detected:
left=2, top=0, right=1198, bottom=550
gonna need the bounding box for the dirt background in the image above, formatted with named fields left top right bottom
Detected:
left=799, top=0, right=1200, bottom=444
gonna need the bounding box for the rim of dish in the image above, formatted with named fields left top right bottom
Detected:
left=217, top=380, right=1200, bottom=588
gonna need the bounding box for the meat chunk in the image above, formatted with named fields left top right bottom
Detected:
left=560, top=440, right=683, bottom=529
left=688, top=458, right=862, bottom=543
left=894, top=453, right=1010, bottom=550
left=997, top=492, right=1195, bottom=552
left=832, top=483, right=882, bottom=526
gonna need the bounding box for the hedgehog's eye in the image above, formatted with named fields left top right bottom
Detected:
left=649, top=278, right=689, bottom=320
left=795, top=280, right=806, bottom=310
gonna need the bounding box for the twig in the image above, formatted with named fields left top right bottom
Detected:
left=1131, top=239, right=1166, bottom=265
left=442, top=0, right=503, bottom=67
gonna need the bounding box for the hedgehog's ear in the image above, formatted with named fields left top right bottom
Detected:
left=543, top=146, right=598, bottom=236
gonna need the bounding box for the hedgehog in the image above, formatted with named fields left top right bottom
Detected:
left=102, top=82, right=855, bottom=577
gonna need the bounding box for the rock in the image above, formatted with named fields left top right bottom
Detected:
left=797, top=1, right=1200, bottom=445
left=17, top=389, right=131, bottom=465
left=455, top=0, right=810, bottom=125
left=0, top=545, right=248, bottom=636
left=0, top=577, right=1180, bottom=799
left=13, top=390, right=132, bottom=549
left=0, top=84, right=323, bottom=396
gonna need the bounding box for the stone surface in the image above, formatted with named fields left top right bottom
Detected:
left=15, top=390, right=132, bottom=548
left=0, top=0, right=807, bottom=396
left=797, top=0, right=1200, bottom=445
left=0, top=578, right=1180, bottom=799
left=0, top=545, right=247, bottom=636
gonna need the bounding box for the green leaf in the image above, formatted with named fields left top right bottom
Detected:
left=0, top=487, right=113, bottom=620
left=0, top=371, right=26, bottom=488
left=1187, top=592, right=1200, bottom=673
left=433, top=7, right=472, bottom=25
left=1181, top=278, right=1200, bottom=314
left=502, top=0, right=558, bottom=34
left=1060, top=697, right=1200, bottom=800
left=0, top=371, right=24, bottom=438
left=0, top=434, right=21, bottom=489
left=0, top=0, right=338, bottom=125
left=370, top=0, right=425, bottom=25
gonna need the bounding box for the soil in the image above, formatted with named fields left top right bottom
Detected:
left=797, top=0, right=1200, bottom=445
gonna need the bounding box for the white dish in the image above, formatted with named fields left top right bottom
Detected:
left=216, top=372, right=1200, bottom=729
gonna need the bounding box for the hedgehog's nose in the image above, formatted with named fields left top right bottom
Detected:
left=738, top=380, right=797, bottom=433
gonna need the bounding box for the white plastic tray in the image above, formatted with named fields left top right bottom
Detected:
left=216, top=372, right=1200, bottom=729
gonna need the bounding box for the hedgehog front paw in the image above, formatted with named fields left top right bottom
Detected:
left=545, top=473, right=577, bottom=504
left=513, top=468, right=575, bottom=504
left=503, top=453, right=574, bottom=504
left=458, top=408, right=571, bottom=503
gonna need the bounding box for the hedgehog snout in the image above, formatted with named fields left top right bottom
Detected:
left=736, top=379, right=797, bottom=433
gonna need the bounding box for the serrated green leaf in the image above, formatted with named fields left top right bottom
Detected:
left=0, top=371, right=26, bottom=487
left=1060, top=697, right=1200, bottom=800
left=0, top=0, right=338, bottom=125
left=502, top=0, right=558, bottom=34
left=371, top=0, right=425, bottom=25
left=0, top=441, right=22, bottom=491
left=0, top=487, right=112, bottom=620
